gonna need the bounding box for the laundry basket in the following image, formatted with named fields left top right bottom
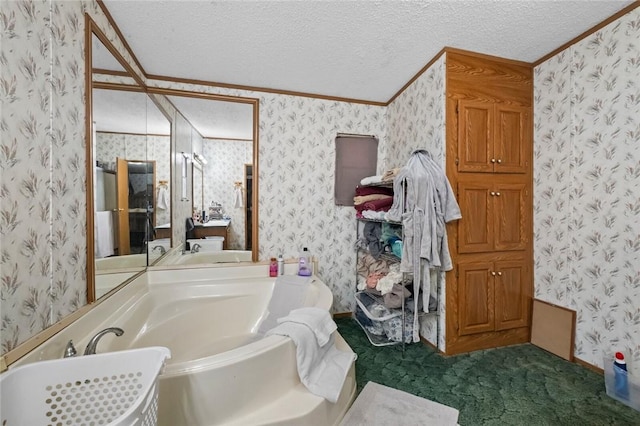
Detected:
left=0, top=346, right=171, bottom=426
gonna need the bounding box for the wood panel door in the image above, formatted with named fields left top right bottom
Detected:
left=494, top=259, right=530, bottom=331
left=116, top=158, right=130, bottom=255
left=458, top=261, right=494, bottom=336
left=493, top=182, right=528, bottom=251
left=457, top=100, right=493, bottom=173
left=495, top=105, right=530, bottom=174
left=457, top=181, right=492, bottom=253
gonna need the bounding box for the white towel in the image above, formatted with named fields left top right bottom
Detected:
left=95, top=211, right=115, bottom=258
left=277, top=307, right=337, bottom=346
left=257, top=275, right=311, bottom=335
left=156, top=186, right=169, bottom=210
left=266, top=321, right=355, bottom=403
left=360, top=175, right=383, bottom=186
left=234, top=186, right=243, bottom=209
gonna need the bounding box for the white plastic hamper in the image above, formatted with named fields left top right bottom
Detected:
left=0, top=346, right=171, bottom=426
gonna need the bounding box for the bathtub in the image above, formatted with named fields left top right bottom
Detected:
left=165, top=250, right=253, bottom=265
left=97, top=268, right=356, bottom=425
left=95, top=253, right=147, bottom=271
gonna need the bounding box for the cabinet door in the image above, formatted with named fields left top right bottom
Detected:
left=457, top=100, right=493, bottom=173
left=494, top=260, right=529, bottom=331
left=494, top=105, right=530, bottom=174
left=493, top=183, right=528, bottom=251
left=457, top=182, right=492, bottom=253
left=458, top=262, right=494, bottom=336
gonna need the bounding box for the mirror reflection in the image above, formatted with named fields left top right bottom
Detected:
left=158, top=96, right=254, bottom=254
left=89, top=26, right=259, bottom=303
left=92, top=89, right=171, bottom=298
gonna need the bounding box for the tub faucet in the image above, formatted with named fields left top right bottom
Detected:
left=63, top=340, right=77, bottom=358
left=191, top=243, right=201, bottom=253
left=84, top=327, right=124, bottom=355
left=152, top=245, right=166, bottom=255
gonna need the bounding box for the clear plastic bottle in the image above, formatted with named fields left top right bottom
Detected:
left=277, top=254, right=284, bottom=276
left=613, top=351, right=629, bottom=399
left=298, top=247, right=312, bottom=276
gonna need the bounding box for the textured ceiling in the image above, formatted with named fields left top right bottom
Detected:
left=93, top=89, right=170, bottom=135
left=102, top=0, right=635, bottom=103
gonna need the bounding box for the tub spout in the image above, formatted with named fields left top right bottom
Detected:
left=191, top=243, right=201, bottom=254
left=63, top=340, right=77, bottom=358
left=84, top=327, right=124, bottom=355
left=152, top=245, right=166, bottom=255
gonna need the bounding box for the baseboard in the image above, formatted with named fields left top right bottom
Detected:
left=419, top=335, right=444, bottom=354
left=574, top=356, right=604, bottom=375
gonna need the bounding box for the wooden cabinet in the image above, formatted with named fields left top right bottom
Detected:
left=457, top=179, right=530, bottom=253
left=457, top=100, right=530, bottom=174
left=457, top=258, right=530, bottom=337
left=444, top=49, right=533, bottom=355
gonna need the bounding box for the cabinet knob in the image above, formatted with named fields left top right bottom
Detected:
left=491, top=271, right=496, bottom=276
left=497, top=272, right=503, bottom=276
left=496, top=192, right=501, bottom=196
left=497, top=159, right=502, bottom=164
left=491, top=158, right=496, bottom=163
left=490, top=191, right=496, bottom=196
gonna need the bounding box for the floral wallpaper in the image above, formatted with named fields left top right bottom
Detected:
left=0, top=0, right=147, bottom=355
left=534, top=8, right=640, bottom=370
left=386, top=55, right=447, bottom=350
left=148, top=77, right=389, bottom=313
left=202, top=139, right=252, bottom=250
left=0, top=0, right=89, bottom=353
left=3, top=0, right=636, bottom=370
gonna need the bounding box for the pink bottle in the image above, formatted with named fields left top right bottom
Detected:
left=269, top=258, right=278, bottom=277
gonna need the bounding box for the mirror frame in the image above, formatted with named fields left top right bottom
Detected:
left=86, top=15, right=260, bottom=307
left=147, top=87, right=260, bottom=262
left=85, top=15, right=148, bottom=303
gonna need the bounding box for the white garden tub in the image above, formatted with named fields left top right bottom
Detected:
left=100, top=269, right=356, bottom=425
left=166, top=250, right=252, bottom=265
left=95, top=253, right=147, bottom=271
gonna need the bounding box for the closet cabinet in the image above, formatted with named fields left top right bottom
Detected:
left=456, top=179, right=530, bottom=253
left=457, top=258, right=529, bottom=336
left=457, top=100, right=530, bottom=174
left=445, top=49, right=533, bottom=355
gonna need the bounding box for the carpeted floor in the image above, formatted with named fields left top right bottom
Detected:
left=336, top=317, right=639, bottom=425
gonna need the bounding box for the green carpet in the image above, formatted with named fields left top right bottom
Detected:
left=336, top=318, right=639, bottom=425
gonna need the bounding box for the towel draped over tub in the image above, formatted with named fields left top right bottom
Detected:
left=266, top=307, right=356, bottom=403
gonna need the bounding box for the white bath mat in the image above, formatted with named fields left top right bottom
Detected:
left=340, top=381, right=459, bottom=426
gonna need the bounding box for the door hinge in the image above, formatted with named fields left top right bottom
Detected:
left=455, top=157, right=459, bottom=165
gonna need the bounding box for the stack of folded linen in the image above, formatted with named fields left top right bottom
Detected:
left=354, top=185, right=394, bottom=218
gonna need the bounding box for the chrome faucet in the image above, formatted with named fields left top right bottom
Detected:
left=152, top=245, right=166, bottom=255
left=63, top=340, right=77, bottom=358
left=190, top=243, right=202, bottom=253
left=84, top=327, right=124, bottom=355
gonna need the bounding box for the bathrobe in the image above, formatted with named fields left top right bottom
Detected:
left=386, top=149, right=461, bottom=342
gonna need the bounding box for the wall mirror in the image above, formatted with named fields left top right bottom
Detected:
left=148, top=91, right=258, bottom=260
left=87, top=18, right=259, bottom=307
left=87, top=20, right=171, bottom=302
left=92, top=89, right=171, bottom=281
